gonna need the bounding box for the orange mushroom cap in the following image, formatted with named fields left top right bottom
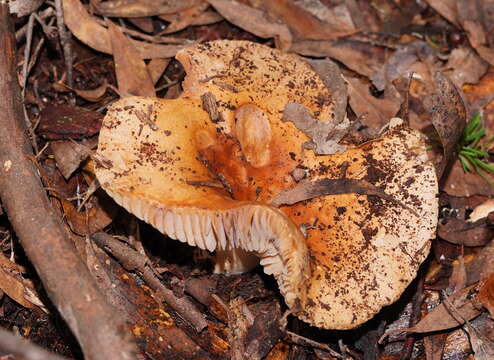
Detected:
left=95, top=40, right=438, bottom=329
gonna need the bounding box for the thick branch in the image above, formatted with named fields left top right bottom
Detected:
left=0, top=328, right=68, bottom=360
left=0, top=6, right=137, bottom=360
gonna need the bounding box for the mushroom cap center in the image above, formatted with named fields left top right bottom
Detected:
left=234, top=104, right=272, bottom=168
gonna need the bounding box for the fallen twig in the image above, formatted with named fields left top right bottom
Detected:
left=0, top=7, right=138, bottom=359
left=54, top=0, right=74, bottom=87
left=91, top=232, right=208, bottom=332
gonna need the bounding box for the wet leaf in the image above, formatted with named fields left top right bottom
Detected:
left=63, top=0, right=182, bottom=58
left=107, top=21, right=155, bottom=97
left=207, top=0, right=292, bottom=50
left=281, top=102, right=349, bottom=155
left=38, top=104, right=103, bottom=140
left=424, top=72, right=467, bottom=178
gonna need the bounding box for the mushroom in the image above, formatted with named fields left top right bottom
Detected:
left=95, top=40, right=438, bottom=329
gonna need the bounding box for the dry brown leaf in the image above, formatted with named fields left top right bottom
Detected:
left=371, top=42, right=432, bottom=91
left=8, top=0, right=43, bottom=16
left=262, top=0, right=354, bottom=40
left=147, top=58, right=170, bottom=85
left=264, top=342, right=290, bottom=360
left=425, top=72, right=467, bottom=178
left=424, top=333, right=448, bottom=360
left=382, top=284, right=481, bottom=338
left=442, top=160, right=494, bottom=197
left=207, top=0, right=292, bottom=50
left=107, top=21, right=155, bottom=97
left=0, top=252, right=44, bottom=310
left=95, top=0, right=202, bottom=17
left=128, top=17, right=154, bottom=33
left=423, top=0, right=459, bottom=26
left=467, top=326, right=494, bottom=360
left=159, top=2, right=210, bottom=34
left=61, top=196, right=117, bottom=236
left=438, top=217, right=494, bottom=247
left=281, top=102, right=349, bottom=155
left=475, top=46, right=494, bottom=67
left=51, top=141, right=91, bottom=180
left=159, top=9, right=223, bottom=28
left=292, top=39, right=386, bottom=79
left=73, top=81, right=110, bottom=102
left=478, top=274, right=494, bottom=318
left=465, top=239, right=494, bottom=286
left=449, top=256, right=467, bottom=294
left=457, top=0, right=494, bottom=67
left=63, top=0, right=182, bottom=59
left=347, top=76, right=401, bottom=130
left=445, top=47, right=488, bottom=88
left=306, top=58, right=347, bottom=125
left=294, top=0, right=356, bottom=31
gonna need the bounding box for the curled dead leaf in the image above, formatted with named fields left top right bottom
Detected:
left=107, top=21, right=155, bottom=97
left=63, top=0, right=183, bottom=59
left=380, top=284, right=482, bottom=341
left=207, top=0, right=292, bottom=50
left=425, top=72, right=467, bottom=178
left=282, top=102, right=349, bottom=155
left=95, top=0, right=202, bottom=17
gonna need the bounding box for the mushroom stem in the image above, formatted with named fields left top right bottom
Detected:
left=214, top=248, right=259, bottom=274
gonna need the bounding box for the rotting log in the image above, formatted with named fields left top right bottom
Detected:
left=0, top=4, right=138, bottom=359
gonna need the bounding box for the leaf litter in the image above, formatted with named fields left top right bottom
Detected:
left=5, top=0, right=494, bottom=359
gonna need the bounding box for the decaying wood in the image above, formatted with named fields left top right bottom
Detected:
left=91, top=232, right=208, bottom=332
left=0, top=7, right=138, bottom=360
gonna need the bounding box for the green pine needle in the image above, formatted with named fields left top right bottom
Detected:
left=456, top=112, right=494, bottom=183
